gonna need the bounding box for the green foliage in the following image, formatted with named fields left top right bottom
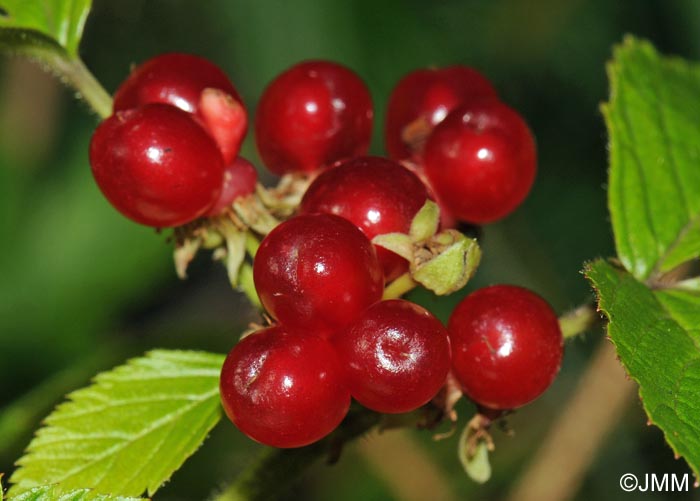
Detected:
left=9, top=351, right=225, bottom=498
left=590, top=36, right=700, bottom=477
left=9, top=486, right=144, bottom=501
left=586, top=260, right=700, bottom=477
left=0, top=0, right=91, bottom=56
left=602, top=36, right=700, bottom=281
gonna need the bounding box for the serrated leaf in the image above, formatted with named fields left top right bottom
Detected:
left=586, top=259, right=700, bottom=478
left=412, top=233, right=481, bottom=295
left=0, top=0, right=91, bottom=56
left=457, top=425, right=491, bottom=484
left=9, top=486, right=144, bottom=501
left=9, top=350, right=225, bottom=498
left=603, top=37, right=700, bottom=281
left=409, top=200, right=440, bottom=242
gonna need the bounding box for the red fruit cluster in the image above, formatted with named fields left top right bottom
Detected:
left=300, top=156, right=430, bottom=281
left=90, top=53, right=255, bottom=227
left=386, top=66, right=537, bottom=224
left=220, top=214, right=452, bottom=447
left=87, top=55, right=563, bottom=448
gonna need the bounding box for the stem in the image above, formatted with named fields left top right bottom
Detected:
left=46, top=53, right=112, bottom=119
left=213, top=407, right=381, bottom=501
left=558, top=303, right=600, bottom=339
left=245, top=232, right=260, bottom=258
left=507, top=340, right=637, bottom=501
left=239, top=263, right=262, bottom=309
left=383, top=272, right=418, bottom=300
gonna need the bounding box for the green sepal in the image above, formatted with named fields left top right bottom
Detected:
left=409, top=200, right=440, bottom=242
left=173, top=237, right=202, bottom=280
left=372, top=233, right=414, bottom=262
left=411, top=231, right=481, bottom=295
left=458, top=424, right=492, bottom=484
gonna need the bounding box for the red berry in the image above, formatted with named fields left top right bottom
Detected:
left=206, top=157, right=258, bottom=216
left=400, top=160, right=458, bottom=230
left=253, top=214, right=383, bottom=331
left=113, top=53, right=247, bottom=163
left=255, top=60, right=372, bottom=175
left=333, top=299, right=451, bottom=414
left=448, top=285, right=563, bottom=410
left=385, top=66, right=497, bottom=161
left=423, top=101, right=536, bottom=224
left=114, top=53, right=241, bottom=113
left=300, top=156, right=428, bottom=281
left=220, top=325, right=350, bottom=448
left=89, top=103, right=224, bottom=227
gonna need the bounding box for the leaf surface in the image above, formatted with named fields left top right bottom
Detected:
left=9, top=351, right=224, bottom=497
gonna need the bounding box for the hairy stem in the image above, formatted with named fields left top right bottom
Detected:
left=213, top=407, right=381, bottom=501
left=507, top=340, right=636, bottom=501
left=46, top=54, right=112, bottom=119
left=559, top=303, right=600, bottom=339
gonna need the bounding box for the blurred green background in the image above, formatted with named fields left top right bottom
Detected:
left=1, top=0, right=699, bottom=499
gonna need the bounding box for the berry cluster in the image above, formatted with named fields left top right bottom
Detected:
left=385, top=66, right=537, bottom=224
left=90, top=53, right=253, bottom=227
left=88, top=55, right=563, bottom=449
left=220, top=212, right=452, bottom=447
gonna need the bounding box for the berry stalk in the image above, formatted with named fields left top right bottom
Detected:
left=558, top=303, right=600, bottom=339
left=49, top=55, right=113, bottom=119
left=212, top=407, right=381, bottom=501
left=382, top=272, right=418, bottom=299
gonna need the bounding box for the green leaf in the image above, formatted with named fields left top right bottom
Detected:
left=603, top=37, right=700, bottom=281
left=586, top=259, right=700, bottom=477
left=9, top=486, right=144, bottom=501
left=0, top=0, right=91, bottom=56
left=9, top=350, right=225, bottom=498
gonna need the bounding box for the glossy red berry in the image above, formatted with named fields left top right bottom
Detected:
left=114, top=53, right=241, bottom=113
left=448, top=285, right=563, bottom=410
left=89, top=103, right=224, bottom=227
left=300, top=156, right=428, bottom=281
left=333, top=299, right=451, bottom=414
left=254, top=214, right=383, bottom=331
left=206, top=157, right=258, bottom=216
left=220, top=325, right=350, bottom=448
left=399, top=160, right=458, bottom=230
left=385, top=66, right=497, bottom=161
left=113, top=53, right=247, bottom=163
left=255, top=60, right=373, bottom=175
left=423, top=101, right=537, bottom=224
